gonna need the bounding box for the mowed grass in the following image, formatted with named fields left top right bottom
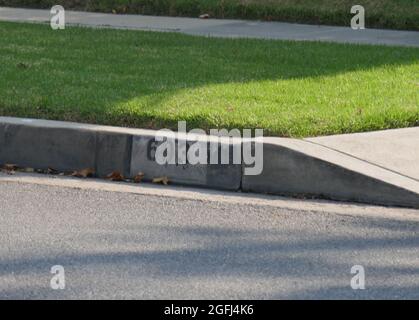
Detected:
left=1, top=0, right=418, bottom=30
left=0, top=21, right=418, bottom=137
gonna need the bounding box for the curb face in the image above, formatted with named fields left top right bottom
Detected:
left=242, top=139, right=419, bottom=208
left=0, top=117, right=242, bottom=191
left=0, top=117, right=418, bottom=208
left=0, top=121, right=96, bottom=173
left=130, top=134, right=241, bottom=190
left=96, top=132, right=132, bottom=178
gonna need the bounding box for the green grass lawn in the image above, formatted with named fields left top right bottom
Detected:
left=0, top=21, right=418, bottom=137
left=1, top=0, right=418, bottom=30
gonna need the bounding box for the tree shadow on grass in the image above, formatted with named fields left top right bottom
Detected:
left=1, top=21, right=419, bottom=134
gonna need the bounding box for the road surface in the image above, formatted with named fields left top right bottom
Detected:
left=0, top=173, right=418, bottom=299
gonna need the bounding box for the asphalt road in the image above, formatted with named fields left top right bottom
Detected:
left=0, top=174, right=418, bottom=299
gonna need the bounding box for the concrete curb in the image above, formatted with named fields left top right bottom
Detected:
left=0, top=117, right=242, bottom=190
left=0, top=117, right=418, bottom=208
left=242, top=138, right=419, bottom=208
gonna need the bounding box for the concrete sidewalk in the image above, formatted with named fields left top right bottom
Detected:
left=306, top=128, right=419, bottom=182
left=1, top=7, right=419, bottom=47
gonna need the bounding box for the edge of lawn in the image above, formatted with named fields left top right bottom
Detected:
left=1, top=20, right=418, bottom=138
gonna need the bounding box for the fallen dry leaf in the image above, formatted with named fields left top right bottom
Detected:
left=2, top=164, right=18, bottom=171
left=106, top=171, right=124, bottom=181
left=134, top=172, right=145, bottom=183
left=152, top=176, right=169, bottom=185
left=71, top=168, right=95, bottom=178
left=47, top=167, right=60, bottom=175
